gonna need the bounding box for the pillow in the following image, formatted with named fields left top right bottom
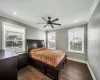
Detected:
left=30, top=49, right=35, bottom=52
left=30, top=49, right=38, bottom=52
left=30, top=47, right=45, bottom=52
left=38, top=48, right=43, bottom=51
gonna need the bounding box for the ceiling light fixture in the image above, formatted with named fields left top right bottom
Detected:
left=13, top=12, right=17, bottom=15
left=74, top=20, right=78, bottom=22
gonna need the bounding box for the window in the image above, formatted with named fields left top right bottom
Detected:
left=2, top=22, right=25, bottom=53
left=68, top=28, right=84, bottom=53
left=48, top=32, right=56, bottom=49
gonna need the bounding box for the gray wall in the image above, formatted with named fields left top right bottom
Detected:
left=48, top=24, right=87, bottom=61
left=0, top=16, right=46, bottom=50
left=87, top=1, right=100, bottom=80
left=0, top=17, right=2, bottom=50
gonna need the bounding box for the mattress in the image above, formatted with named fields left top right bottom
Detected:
left=30, top=48, right=65, bottom=67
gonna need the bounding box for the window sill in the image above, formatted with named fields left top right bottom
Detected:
left=68, top=50, right=84, bottom=54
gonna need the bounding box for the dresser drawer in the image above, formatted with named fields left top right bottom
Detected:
left=18, top=53, right=28, bottom=69
left=18, top=54, right=28, bottom=60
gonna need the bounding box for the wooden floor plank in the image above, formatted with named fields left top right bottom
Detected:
left=18, top=60, right=93, bottom=80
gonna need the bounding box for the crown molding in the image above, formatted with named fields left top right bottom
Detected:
left=0, top=12, right=44, bottom=31
left=0, top=0, right=98, bottom=31
left=46, top=21, right=87, bottom=31
left=88, top=0, right=99, bottom=21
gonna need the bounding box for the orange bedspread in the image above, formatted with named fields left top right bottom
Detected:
left=30, top=48, right=65, bottom=67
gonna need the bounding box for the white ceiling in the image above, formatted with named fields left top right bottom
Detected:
left=0, top=0, right=97, bottom=30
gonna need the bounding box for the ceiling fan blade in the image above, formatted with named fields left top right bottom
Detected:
left=42, top=17, right=47, bottom=22
left=51, top=18, right=59, bottom=22
left=51, top=24, right=54, bottom=28
left=37, top=22, right=46, bottom=24
left=52, top=23, right=61, bottom=26
left=44, top=24, right=48, bottom=28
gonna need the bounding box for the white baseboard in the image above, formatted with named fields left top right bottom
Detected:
left=67, top=57, right=87, bottom=64
left=67, top=57, right=96, bottom=80
left=86, top=62, right=97, bottom=80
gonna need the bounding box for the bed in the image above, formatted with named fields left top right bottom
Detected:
left=26, top=39, right=67, bottom=80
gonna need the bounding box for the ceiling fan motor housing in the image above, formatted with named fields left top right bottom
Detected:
left=48, top=17, right=51, bottom=19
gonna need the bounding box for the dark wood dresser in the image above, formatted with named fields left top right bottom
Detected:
left=0, top=50, right=28, bottom=80
left=0, top=50, right=17, bottom=80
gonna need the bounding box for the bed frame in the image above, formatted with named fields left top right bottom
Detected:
left=26, top=39, right=67, bottom=80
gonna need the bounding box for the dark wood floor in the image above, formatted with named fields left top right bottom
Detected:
left=18, top=60, right=93, bottom=80
left=59, top=60, right=93, bottom=80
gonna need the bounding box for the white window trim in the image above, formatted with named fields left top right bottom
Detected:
left=48, top=41, right=56, bottom=49
left=48, top=32, right=56, bottom=49
left=2, top=22, right=25, bottom=51
left=68, top=28, right=84, bottom=53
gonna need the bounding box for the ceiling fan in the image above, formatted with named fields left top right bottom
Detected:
left=37, top=17, right=61, bottom=28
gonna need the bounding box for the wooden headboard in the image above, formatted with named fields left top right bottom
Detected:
left=26, top=39, right=44, bottom=52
